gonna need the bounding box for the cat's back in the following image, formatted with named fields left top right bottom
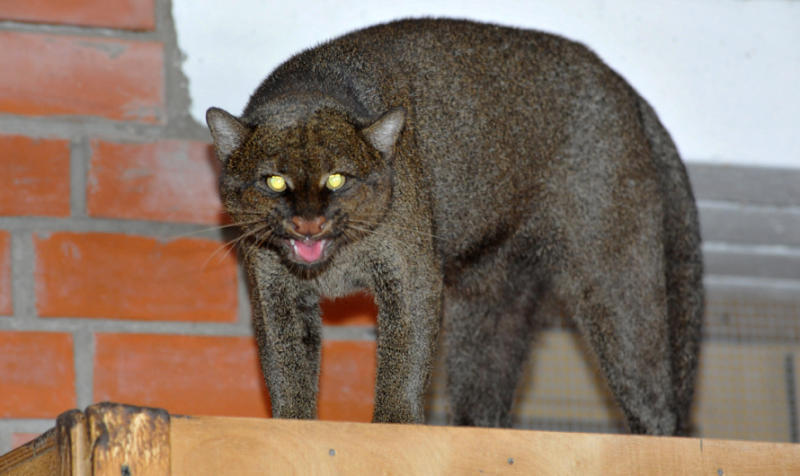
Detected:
left=245, top=18, right=590, bottom=125
left=245, top=19, right=667, bottom=266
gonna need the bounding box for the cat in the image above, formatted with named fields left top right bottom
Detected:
left=206, top=18, right=703, bottom=435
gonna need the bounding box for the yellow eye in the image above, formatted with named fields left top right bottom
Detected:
left=266, top=175, right=286, bottom=192
left=326, top=173, right=345, bottom=191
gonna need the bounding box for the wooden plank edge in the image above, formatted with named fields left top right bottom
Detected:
left=0, top=428, right=57, bottom=475
left=4, top=405, right=800, bottom=475
left=170, top=416, right=800, bottom=475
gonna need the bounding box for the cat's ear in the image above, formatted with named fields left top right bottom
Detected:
left=206, top=107, right=250, bottom=163
left=362, top=107, right=405, bottom=156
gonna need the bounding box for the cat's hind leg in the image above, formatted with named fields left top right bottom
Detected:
left=562, top=235, right=680, bottom=435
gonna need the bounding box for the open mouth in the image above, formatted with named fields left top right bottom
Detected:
left=288, top=238, right=329, bottom=264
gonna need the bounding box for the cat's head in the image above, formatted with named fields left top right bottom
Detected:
left=206, top=102, right=405, bottom=273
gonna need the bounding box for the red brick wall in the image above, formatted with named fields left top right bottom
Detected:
left=0, top=0, right=377, bottom=453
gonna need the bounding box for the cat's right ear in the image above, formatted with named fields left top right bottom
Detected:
left=206, top=107, right=250, bottom=163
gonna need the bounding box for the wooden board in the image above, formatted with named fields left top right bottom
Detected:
left=171, top=416, right=800, bottom=475
left=2, top=403, right=800, bottom=475
left=0, top=430, right=57, bottom=476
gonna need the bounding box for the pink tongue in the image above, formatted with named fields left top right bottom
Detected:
left=294, top=240, right=324, bottom=262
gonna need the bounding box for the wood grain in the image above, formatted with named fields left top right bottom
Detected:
left=0, top=430, right=58, bottom=476
left=170, top=417, right=800, bottom=475
left=3, top=405, right=799, bottom=475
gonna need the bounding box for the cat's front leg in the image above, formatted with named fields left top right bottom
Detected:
left=367, top=250, right=442, bottom=424
left=246, top=253, right=322, bottom=419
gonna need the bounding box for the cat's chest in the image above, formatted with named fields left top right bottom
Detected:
left=311, top=242, right=373, bottom=298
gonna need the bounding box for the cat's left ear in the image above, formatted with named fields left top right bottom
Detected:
left=361, top=107, right=405, bottom=156
left=206, top=107, right=251, bottom=163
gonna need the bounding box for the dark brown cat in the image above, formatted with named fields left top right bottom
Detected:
left=206, top=18, right=703, bottom=435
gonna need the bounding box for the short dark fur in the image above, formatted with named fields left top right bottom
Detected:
left=206, top=18, right=703, bottom=435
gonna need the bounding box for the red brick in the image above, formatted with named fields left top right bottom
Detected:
left=88, top=140, right=226, bottom=224
left=0, top=31, right=164, bottom=122
left=0, top=135, right=71, bottom=217
left=93, top=334, right=376, bottom=421
left=0, top=231, right=10, bottom=315
left=11, top=433, right=40, bottom=450
left=93, top=334, right=270, bottom=418
left=321, top=293, right=378, bottom=326
left=0, top=331, right=76, bottom=418
left=0, top=0, right=156, bottom=31
left=318, top=341, right=376, bottom=422
left=34, top=232, right=237, bottom=322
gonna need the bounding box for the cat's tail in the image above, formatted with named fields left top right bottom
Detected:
left=637, top=95, right=705, bottom=436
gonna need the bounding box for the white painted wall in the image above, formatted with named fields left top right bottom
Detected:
left=173, top=0, right=800, bottom=168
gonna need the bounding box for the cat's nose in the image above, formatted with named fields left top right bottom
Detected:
left=291, top=216, right=327, bottom=236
